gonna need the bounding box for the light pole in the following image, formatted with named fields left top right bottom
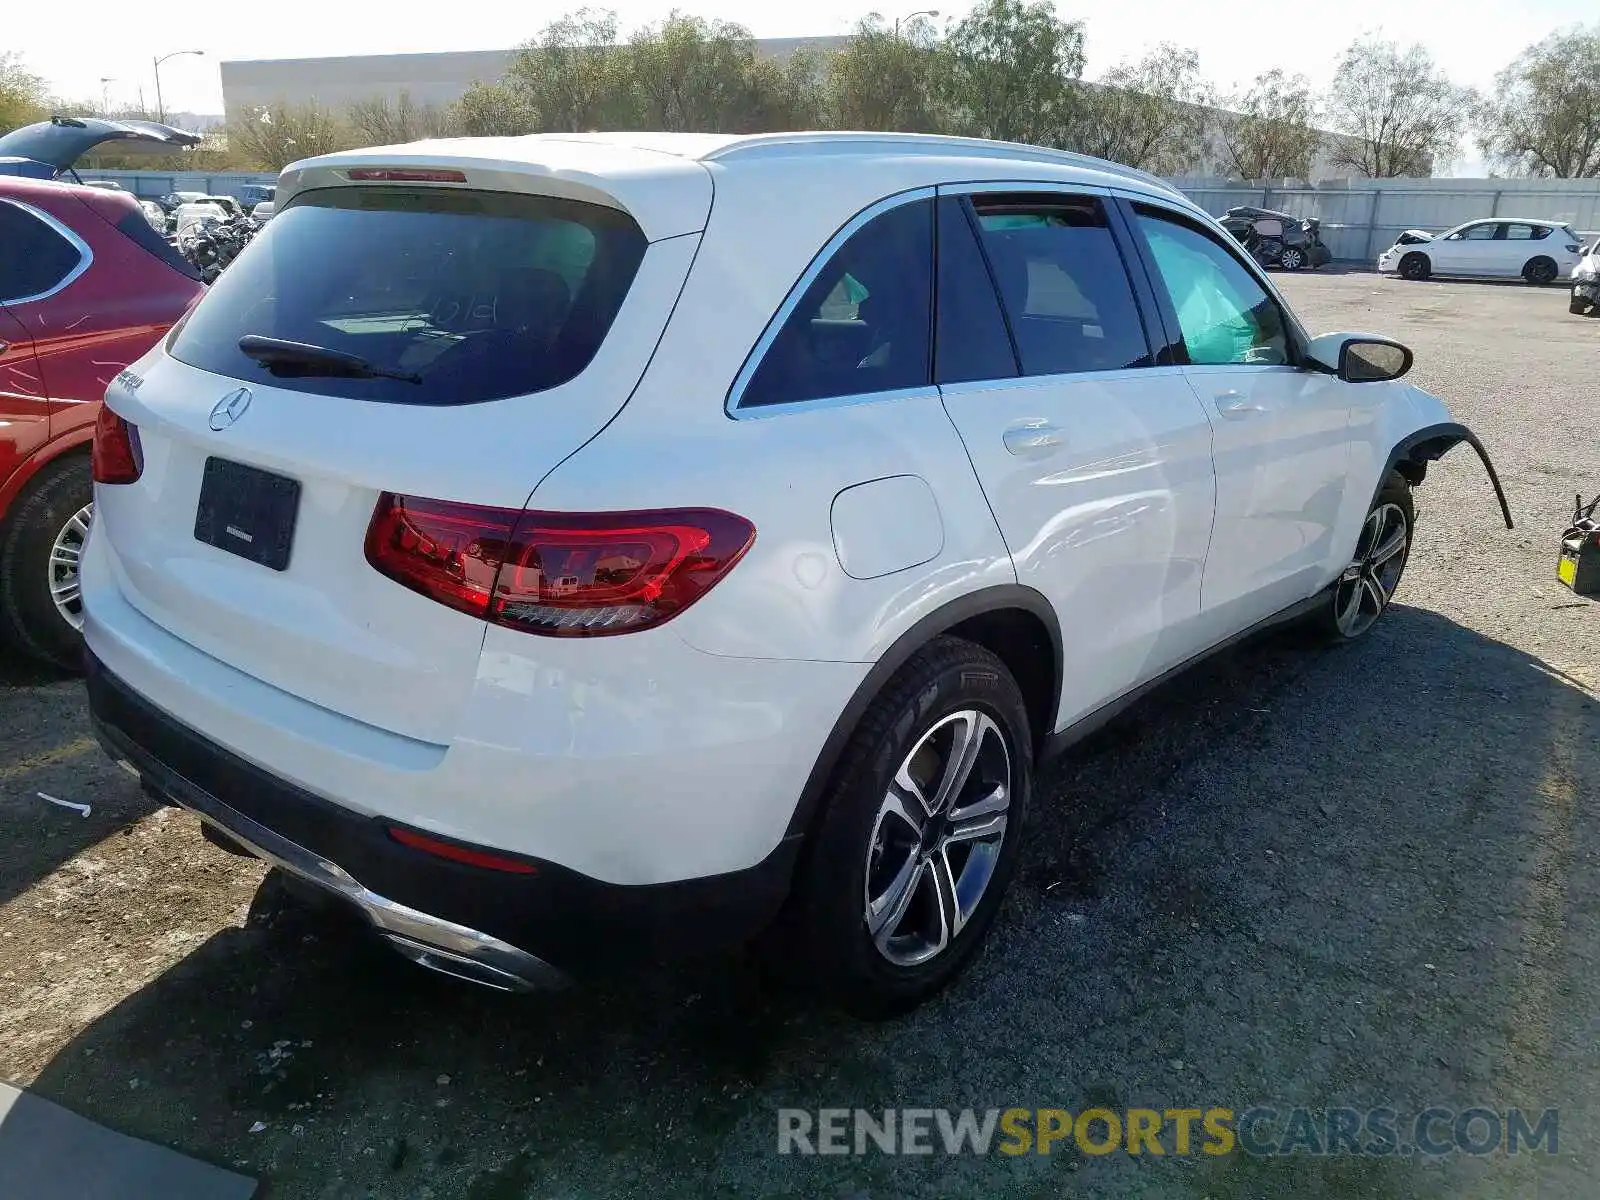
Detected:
left=893, top=8, right=939, bottom=37
left=153, top=50, right=204, bottom=123
left=99, top=77, right=115, bottom=116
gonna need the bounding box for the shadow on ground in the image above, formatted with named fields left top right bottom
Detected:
left=0, top=643, right=158, bottom=909
left=22, top=608, right=1600, bottom=1199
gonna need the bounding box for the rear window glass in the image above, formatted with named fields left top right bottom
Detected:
left=169, top=187, right=647, bottom=405
left=115, top=209, right=202, bottom=281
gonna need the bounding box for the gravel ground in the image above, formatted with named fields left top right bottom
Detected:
left=1, top=270, right=1597, bottom=1199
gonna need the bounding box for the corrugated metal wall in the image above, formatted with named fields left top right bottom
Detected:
left=91, top=168, right=1600, bottom=262
left=78, top=170, right=278, bottom=199
left=1175, top=179, right=1600, bottom=261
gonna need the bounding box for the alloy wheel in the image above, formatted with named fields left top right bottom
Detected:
left=863, top=710, right=1012, bottom=968
left=48, top=504, right=92, bottom=631
left=1279, top=247, right=1305, bottom=270
left=1334, top=502, right=1408, bottom=638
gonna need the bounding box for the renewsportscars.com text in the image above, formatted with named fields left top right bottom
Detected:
left=777, top=1106, right=1558, bottom=1157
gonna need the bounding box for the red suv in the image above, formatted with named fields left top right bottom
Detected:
left=0, top=118, right=205, bottom=667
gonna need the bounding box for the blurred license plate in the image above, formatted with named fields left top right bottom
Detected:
left=193, top=457, right=300, bottom=571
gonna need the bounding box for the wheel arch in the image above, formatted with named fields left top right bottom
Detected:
left=782, top=585, right=1062, bottom=845
left=0, top=428, right=93, bottom=531
left=1378, top=421, right=1513, bottom=529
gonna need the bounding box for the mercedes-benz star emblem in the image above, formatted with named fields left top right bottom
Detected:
left=209, top=387, right=253, bottom=431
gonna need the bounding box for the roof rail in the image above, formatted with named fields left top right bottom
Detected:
left=700, top=131, right=1183, bottom=198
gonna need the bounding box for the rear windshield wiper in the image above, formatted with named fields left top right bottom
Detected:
left=237, top=335, right=422, bottom=383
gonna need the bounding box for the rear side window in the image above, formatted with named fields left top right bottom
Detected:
left=969, top=195, right=1150, bottom=376
left=740, top=199, right=933, bottom=408
left=169, top=187, right=648, bottom=406
left=0, top=200, right=84, bottom=303
left=1504, top=223, right=1539, bottom=241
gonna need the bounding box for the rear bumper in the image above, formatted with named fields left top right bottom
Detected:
left=86, top=651, right=801, bottom=986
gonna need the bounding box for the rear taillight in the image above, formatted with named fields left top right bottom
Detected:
left=365, top=494, right=754, bottom=637
left=346, top=167, right=467, bottom=183
left=91, top=406, right=142, bottom=484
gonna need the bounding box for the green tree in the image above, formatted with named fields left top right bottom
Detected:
left=504, top=8, right=632, bottom=132
left=1324, top=36, right=1468, bottom=177
left=624, top=14, right=764, bottom=131
left=745, top=47, right=829, bottom=132
left=0, top=53, right=49, bottom=135
left=448, top=81, right=541, bottom=137
left=1076, top=45, right=1210, bottom=173
left=1216, top=69, right=1323, bottom=180
left=936, top=0, right=1086, bottom=147
left=1478, top=25, right=1600, bottom=177
left=824, top=15, right=942, bottom=132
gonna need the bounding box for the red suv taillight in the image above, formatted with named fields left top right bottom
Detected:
left=91, top=406, right=142, bottom=484
left=364, top=494, right=755, bottom=637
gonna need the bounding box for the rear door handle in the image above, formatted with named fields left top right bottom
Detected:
left=1215, top=390, right=1264, bottom=419
left=1002, top=421, right=1064, bottom=457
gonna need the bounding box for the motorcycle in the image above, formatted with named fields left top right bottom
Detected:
left=1220, top=206, right=1332, bottom=271
left=178, top=212, right=260, bottom=283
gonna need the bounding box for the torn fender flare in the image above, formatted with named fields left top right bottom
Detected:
left=1382, top=422, right=1514, bottom=530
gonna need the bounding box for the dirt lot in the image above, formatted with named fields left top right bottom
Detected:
left=2, top=270, right=1597, bottom=1199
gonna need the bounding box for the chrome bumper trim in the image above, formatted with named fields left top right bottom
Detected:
left=160, top=774, right=569, bottom=994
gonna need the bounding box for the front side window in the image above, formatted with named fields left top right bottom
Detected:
left=969, top=194, right=1150, bottom=376
left=1132, top=206, right=1290, bottom=367
left=0, top=201, right=83, bottom=304
left=1458, top=223, right=1499, bottom=241
left=741, top=199, right=933, bottom=408
left=170, top=187, right=647, bottom=406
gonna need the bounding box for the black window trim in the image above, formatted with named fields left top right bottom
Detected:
left=940, top=181, right=1162, bottom=381
left=0, top=197, right=93, bottom=306
left=937, top=195, right=1022, bottom=380
left=726, top=185, right=938, bottom=419
left=1117, top=193, right=1311, bottom=370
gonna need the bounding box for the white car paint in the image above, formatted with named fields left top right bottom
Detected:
left=1378, top=217, right=1585, bottom=280
left=84, top=133, right=1466, bottom=902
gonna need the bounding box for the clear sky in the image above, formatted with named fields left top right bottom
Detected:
left=13, top=0, right=1596, bottom=164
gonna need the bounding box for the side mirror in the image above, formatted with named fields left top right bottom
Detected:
left=1306, top=333, right=1414, bottom=383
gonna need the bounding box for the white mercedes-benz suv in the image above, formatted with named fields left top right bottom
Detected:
left=82, top=132, right=1511, bottom=1014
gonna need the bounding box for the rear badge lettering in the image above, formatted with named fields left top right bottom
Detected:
left=225, top=525, right=254, bottom=543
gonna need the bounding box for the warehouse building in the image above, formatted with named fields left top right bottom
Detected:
left=220, top=39, right=851, bottom=125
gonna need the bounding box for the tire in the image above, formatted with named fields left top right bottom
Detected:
left=1279, top=246, right=1306, bottom=271
left=1523, top=257, right=1558, bottom=285
left=772, top=636, right=1033, bottom=1017
left=1307, top=472, right=1414, bottom=643
left=0, top=455, right=92, bottom=670
left=1398, top=252, right=1431, bottom=281
left=1572, top=296, right=1589, bottom=315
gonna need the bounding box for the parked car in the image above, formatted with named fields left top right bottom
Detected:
left=249, top=200, right=275, bottom=222
left=157, top=191, right=209, bottom=213
left=82, top=132, right=1510, bottom=1013
left=1378, top=218, right=1585, bottom=283
left=1569, top=240, right=1599, bottom=315
left=1219, top=205, right=1332, bottom=271
left=238, top=183, right=276, bottom=211
left=0, top=142, right=204, bottom=667
left=80, top=180, right=126, bottom=191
